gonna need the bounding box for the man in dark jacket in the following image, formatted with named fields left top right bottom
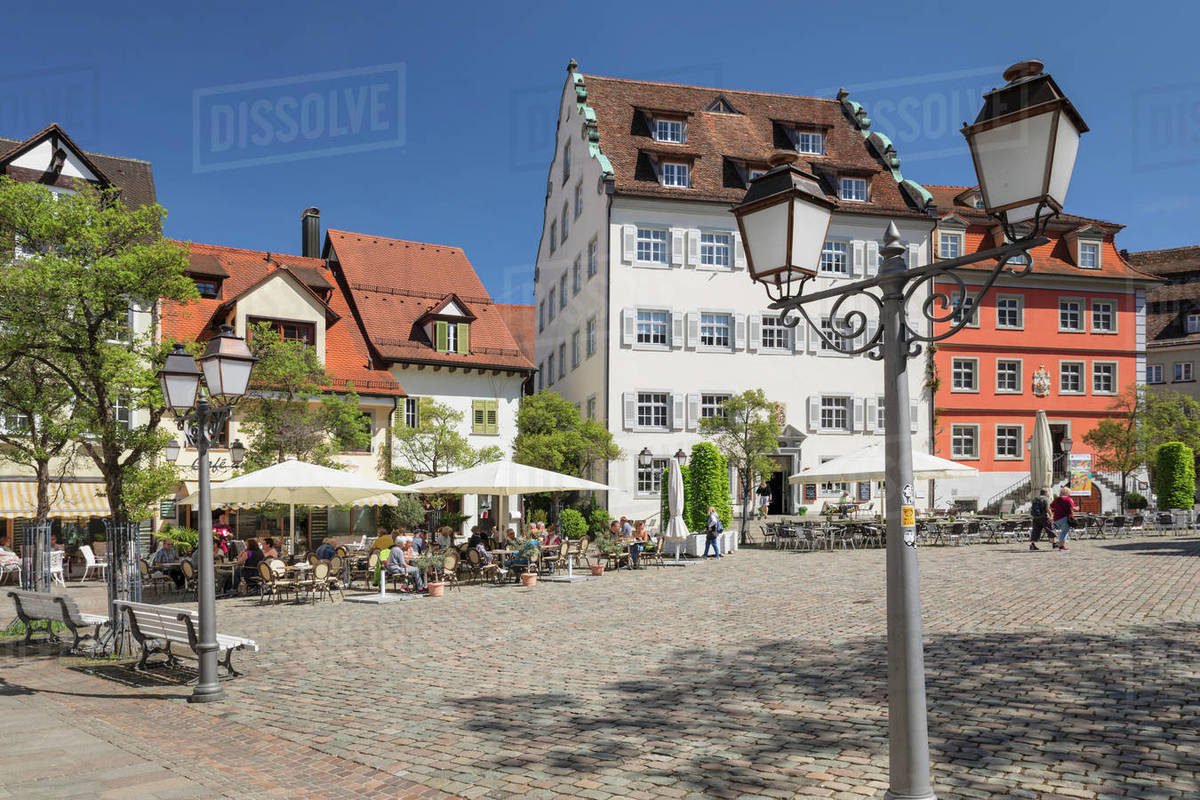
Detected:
left=1029, top=488, right=1050, bottom=551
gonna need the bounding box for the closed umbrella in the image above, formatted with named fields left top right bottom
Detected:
left=1029, top=410, right=1053, bottom=498
left=666, top=461, right=689, bottom=563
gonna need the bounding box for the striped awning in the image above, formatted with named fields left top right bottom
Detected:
left=0, top=481, right=109, bottom=519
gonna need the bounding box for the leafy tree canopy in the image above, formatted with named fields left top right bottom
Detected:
left=513, top=391, right=619, bottom=476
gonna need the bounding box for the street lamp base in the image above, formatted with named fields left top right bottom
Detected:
left=188, top=683, right=227, bottom=703
left=884, top=790, right=936, bottom=800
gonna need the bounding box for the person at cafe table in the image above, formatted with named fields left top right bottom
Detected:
left=151, top=537, right=184, bottom=590
left=385, top=537, right=425, bottom=592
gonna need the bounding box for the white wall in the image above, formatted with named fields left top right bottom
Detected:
left=10, top=139, right=99, bottom=182
left=234, top=274, right=327, bottom=364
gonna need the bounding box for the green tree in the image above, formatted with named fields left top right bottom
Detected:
left=1082, top=383, right=1143, bottom=512
left=513, top=391, right=619, bottom=476
left=686, top=443, right=731, bottom=531
left=237, top=321, right=371, bottom=470
left=0, top=179, right=194, bottom=523
left=1154, top=442, right=1195, bottom=510
left=392, top=397, right=501, bottom=477
left=1141, top=387, right=1200, bottom=459
left=699, top=389, right=781, bottom=541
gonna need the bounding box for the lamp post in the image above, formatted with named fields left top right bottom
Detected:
left=674, top=448, right=688, bottom=467
left=157, top=325, right=256, bottom=703
left=732, top=61, right=1085, bottom=800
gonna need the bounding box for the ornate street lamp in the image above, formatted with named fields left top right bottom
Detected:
left=637, top=447, right=653, bottom=468
left=674, top=448, right=688, bottom=467
left=230, top=439, right=246, bottom=466
left=732, top=61, right=1084, bottom=800
left=156, top=324, right=256, bottom=703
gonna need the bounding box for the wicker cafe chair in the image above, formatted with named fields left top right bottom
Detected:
left=466, top=547, right=502, bottom=585
left=179, top=558, right=198, bottom=599
left=138, top=558, right=173, bottom=596
left=439, top=552, right=461, bottom=591
left=310, top=562, right=333, bottom=603
left=641, top=536, right=665, bottom=568
left=541, top=541, right=569, bottom=575
left=326, top=556, right=345, bottom=598
left=570, top=536, right=591, bottom=568
left=257, top=560, right=293, bottom=604
left=335, top=545, right=348, bottom=558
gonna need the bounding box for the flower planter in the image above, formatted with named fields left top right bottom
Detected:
left=427, top=581, right=445, bottom=597
left=520, top=571, right=537, bottom=587
left=589, top=564, right=605, bottom=577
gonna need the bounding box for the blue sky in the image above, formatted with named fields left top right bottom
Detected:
left=2, top=0, right=1196, bottom=303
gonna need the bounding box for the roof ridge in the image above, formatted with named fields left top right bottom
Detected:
left=327, top=228, right=466, bottom=253
left=180, top=240, right=326, bottom=265
left=582, top=73, right=840, bottom=103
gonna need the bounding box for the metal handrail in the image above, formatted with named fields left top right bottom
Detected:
left=982, top=474, right=1031, bottom=515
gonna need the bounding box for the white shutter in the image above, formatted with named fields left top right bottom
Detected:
left=672, top=393, right=685, bottom=431
left=687, top=229, right=701, bottom=267
left=671, top=228, right=685, bottom=267
left=853, top=397, right=865, bottom=431
left=910, top=400, right=920, bottom=433
left=865, top=396, right=878, bottom=432
left=807, top=396, right=821, bottom=432
left=686, top=312, right=700, bottom=349
left=733, top=233, right=746, bottom=269
left=747, top=314, right=762, bottom=352
left=866, top=240, right=879, bottom=276
left=686, top=393, right=700, bottom=430
left=908, top=242, right=920, bottom=269
left=851, top=240, right=865, bottom=278
left=865, top=320, right=879, bottom=354
left=623, top=392, right=637, bottom=430
left=734, top=314, right=746, bottom=350
left=622, top=225, right=636, bottom=263
left=791, top=317, right=805, bottom=353
left=806, top=320, right=818, bottom=353
left=621, top=308, right=635, bottom=346
left=671, top=310, right=684, bottom=349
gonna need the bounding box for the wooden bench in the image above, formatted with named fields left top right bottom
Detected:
left=6, top=589, right=110, bottom=650
left=113, top=600, right=259, bottom=676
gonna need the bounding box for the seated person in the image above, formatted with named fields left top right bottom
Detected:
left=234, top=538, right=264, bottom=594
left=385, top=539, right=425, bottom=591
left=261, top=537, right=279, bottom=559
left=474, top=539, right=493, bottom=565
left=151, top=538, right=184, bottom=589
left=837, top=490, right=855, bottom=516
left=0, top=533, right=21, bottom=576
left=543, top=523, right=561, bottom=546
left=412, top=530, right=427, bottom=554
left=629, top=520, right=650, bottom=568
left=315, top=537, right=337, bottom=561
left=370, top=527, right=394, bottom=552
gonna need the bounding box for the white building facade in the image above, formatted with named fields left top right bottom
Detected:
left=534, top=64, right=939, bottom=521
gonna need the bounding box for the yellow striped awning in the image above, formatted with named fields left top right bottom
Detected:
left=0, top=481, right=109, bottom=519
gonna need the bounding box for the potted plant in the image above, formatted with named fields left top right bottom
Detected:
left=514, top=538, right=542, bottom=586
left=593, top=531, right=625, bottom=573
left=414, top=550, right=444, bottom=596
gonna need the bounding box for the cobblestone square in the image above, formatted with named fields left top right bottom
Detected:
left=2, top=535, right=1198, bottom=798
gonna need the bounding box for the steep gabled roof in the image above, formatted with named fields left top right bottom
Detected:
left=326, top=229, right=536, bottom=373
left=216, top=263, right=341, bottom=324
left=495, top=304, right=536, bottom=363
left=1126, top=245, right=1200, bottom=276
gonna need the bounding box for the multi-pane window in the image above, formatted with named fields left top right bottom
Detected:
left=661, top=162, right=690, bottom=187
left=1188, top=313, right=1200, bottom=334
left=636, top=309, right=669, bottom=346
left=996, top=426, right=1021, bottom=459
left=700, top=313, right=731, bottom=348
left=586, top=396, right=597, bottom=420
left=548, top=288, right=556, bottom=320
left=637, top=457, right=671, bottom=494
left=562, top=141, right=571, bottom=183
left=572, top=257, right=581, bottom=294
left=559, top=274, right=568, bottom=309
left=820, top=318, right=848, bottom=351
left=1092, top=300, right=1116, bottom=332
left=1059, top=299, right=1083, bottom=331
left=939, top=232, right=962, bottom=259
left=444, top=323, right=458, bottom=353
left=586, top=316, right=597, bottom=357
left=951, top=358, right=978, bottom=391
left=537, top=364, right=544, bottom=391
left=1175, top=362, right=1193, bottom=382
left=819, top=396, right=851, bottom=431
left=1060, top=362, right=1083, bottom=393
left=571, top=330, right=581, bottom=368
left=760, top=316, right=791, bottom=350
left=1147, top=364, right=1164, bottom=384
left=549, top=221, right=557, bottom=254
left=794, top=131, right=824, bottom=154
left=587, top=237, right=598, bottom=276
left=876, top=398, right=886, bottom=432
left=1079, top=242, right=1099, bottom=268
left=951, top=425, right=978, bottom=459
left=700, top=394, right=730, bottom=419
left=252, top=318, right=315, bottom=345
left=546, top=353, right=555, bottom=386
left=952, top=294, right=977, bottom=326
left=637, top=392, right=669, bottom=429
left=839, top=177, right=867, bottom=202
left=538, top=301, right=545, bottom=332
left=996, top=296, right=1023, bottom=329
left=636, top=228, right=668, bottom=263
left=574, top=182, right=583, bottom=219
left=557, top=343, right=566, bottom=380
left=0, top=411, right=31, bottom=434
left=1093, top=363, right=1115, bottom=394
left=110, top=305, right=136, bottom=343
left=996, top=360, right=1021, bottom=393
left=113, top=396, right=132, bottom=431
left=654, top=119, right=683, bottom=143
left=700, top=232, right=732, bottom=267
left=561, top=204, right=569, bottom=242
left=820, top=241, right=848, bottom=275
left=403, top=397, right=419, bottom=428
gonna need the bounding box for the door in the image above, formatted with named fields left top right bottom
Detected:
left=1050, top=424, right=1068, bottom=481
left=767, top=471, right=786, bottom=516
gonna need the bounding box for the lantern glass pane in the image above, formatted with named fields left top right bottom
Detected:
left=973, top=110, right=1054, bottom=211
left=740, top=200, right=788, bottom=277
left=201, top=357, right=225, bottom=397
left=789, top=196, right=832, bottom=272
left=1047, top=113, right=1081, bottom=209
left=211, top=358, right=253, bottom=398
left=162, top=372, right=199, bottom=411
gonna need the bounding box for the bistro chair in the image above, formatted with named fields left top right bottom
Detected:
left=179, top=558, right=198, bottom=599
left=571, top=536, right=591, bottom=568
left=641, top=536, right=665, bottom=568
left=138, top=558, right=173, bottom=596
left=439, top=551, right=461, bottom=591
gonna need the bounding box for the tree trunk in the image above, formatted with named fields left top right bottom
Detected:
left=740, top=473, right=753, bottom=545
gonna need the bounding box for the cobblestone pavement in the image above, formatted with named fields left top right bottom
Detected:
left=3, top=535, right=1199, bottom=799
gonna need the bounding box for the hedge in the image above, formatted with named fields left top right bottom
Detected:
left=687, top=443, right=732, bottom=531
left=1154, top=442, right=1195, bottom=510
left=559, top=508, right=588, bottom=540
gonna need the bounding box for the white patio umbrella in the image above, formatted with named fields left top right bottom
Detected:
left=789, top=444, right=979, bottom=484
left=665, top=461, right=689, bottom=563
left=1029, top=410, right=1053, bottom=498
left=180, top=458, right=405, bottom=554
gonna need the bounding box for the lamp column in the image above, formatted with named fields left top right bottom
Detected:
left=190, top=400, right=224, bottom=702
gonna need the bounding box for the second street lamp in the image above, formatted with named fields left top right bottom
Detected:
left=157, top=324, right=256, bottom=703
left=732, top=60, right=1086, bottom=800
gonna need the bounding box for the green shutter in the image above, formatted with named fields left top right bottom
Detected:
left=457, top=323, right=469, bottom=354
left=485, top=400, right=498, bottom=434
left=472, top=400, right=484, bottom=434
left=434, top=321, right=448, bottom=352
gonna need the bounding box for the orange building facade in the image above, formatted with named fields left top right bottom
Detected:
left=926, top=186, right=1158, bottom=511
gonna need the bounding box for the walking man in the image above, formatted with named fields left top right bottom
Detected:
left=1050, top=487, right=1076, bottom=551
left=1029, top=488, right=1050, bottom=551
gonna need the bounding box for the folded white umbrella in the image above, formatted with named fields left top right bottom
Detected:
left=789, top=443, right=978, bottom=484
left=396, top=460, right=610, bottom=495
left=1029, top=410, right=1053, bottom=495
left=665, top=461, right=690, bottom=563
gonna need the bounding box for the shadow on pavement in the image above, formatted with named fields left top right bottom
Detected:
left=1098, top=537, right=1200, bottom=558
left=451, top=623, right=1200, bottom=797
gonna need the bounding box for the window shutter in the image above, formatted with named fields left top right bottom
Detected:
left=672, top=393, right=685, bottom=431
left=622, top=225, right=636, bottom=263
left=807, top=396, right=820, bottom=431
left=866, top=241, right=879, bottom=276
left=866, top=320, right=879, bottom=351
left=686, top=229, right=701, bottom=267
left=623, top=392, right=637, bottom=430
left=747, top=314, right=761, bottom=352
left=671, top=228, right=685, bottom=267
left=910, top=400, right=920, bottom=433
left=456, top=323, right=469, bottom=354
left=791, top=318, right=805, bottom=353
left=734, top=314, right=746, bottom=350
left=806, top=320, right=818, bottom=353
left=621, top=308, right=635, bottom=346
left=853, top=397, right=865, bottom=431
left=851, top=240, right=865, bottom=277
left=434, top=321, right=448, bottom=352
left=865, top=396, right=877, bottom=432
left=471, top=400, right=484, bottom=434
left=686, top=312, right=699, bottom=349
left=908, top=243, right=920, bottom=269
left=733, top=234, right=746, bottom=269
left=671, top=311, right=684, bottom=349
left=686, top=393, right=700, bottom=430
left=486, top=400, right=498, bottom=434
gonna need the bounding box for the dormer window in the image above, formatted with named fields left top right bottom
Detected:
left=748, top=168, right=766, bottom=182
left=434, top=320, right=469, bottom=354
left=1079, top=242, right=1100, bottom=269
left=654, top=119, right=684, bottom=143
left=794, top=131, right=825, bottom=155
left=661, top=162, right=690, bottom=188
left=1187, top=313, right=1200, bottom=334
left=194, top=278, right=221, bottom=298
left=250, top=317, right=315, bottom=346
left=839, top=177, right=867, bottom=202
left=973, top=194, right=985, bottom=209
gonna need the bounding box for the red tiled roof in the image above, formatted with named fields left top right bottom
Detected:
left=1126, top=245, right=1200, bottom=275
left=496, top=304, right=536, bottom=362
left=582, top=75, right=925, bottom=217
left=1126, top=245, right=1200, bottom=342
left=326, top=229, right=536, bottom=372
left=161, top=242, right=404, bottom=397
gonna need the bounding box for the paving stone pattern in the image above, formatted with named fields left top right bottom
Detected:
left=2, top=535, right=1198, bottom=799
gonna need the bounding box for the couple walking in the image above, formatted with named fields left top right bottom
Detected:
left=1030, top=487, right=1076, bottom=551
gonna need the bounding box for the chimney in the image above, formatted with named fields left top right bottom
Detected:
left=301, top=207, right=321, bottom=258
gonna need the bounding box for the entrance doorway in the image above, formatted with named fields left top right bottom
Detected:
left=766, top=470, right=786, bottom=516
left=1050, top=424, right=1069, bottom=481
